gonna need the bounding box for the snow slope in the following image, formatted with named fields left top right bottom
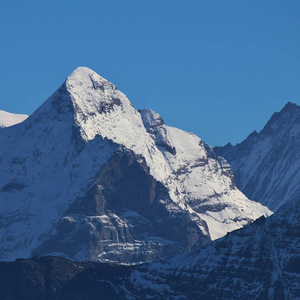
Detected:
left=0, top=67, right=271, bottom=263
left=0, top=110, right=28, bottom=128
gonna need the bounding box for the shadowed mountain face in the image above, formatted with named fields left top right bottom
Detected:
left=215, top=102, right=300, bottom=211
left=0, top=197, right=298, bottom=299
left=0, top=67, right=270, bottom=264
left=33, top=148, right=209, bottom=263
left=0, top=256, right=132, bottom=300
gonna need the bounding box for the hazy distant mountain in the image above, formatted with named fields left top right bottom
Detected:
left=0, top=196, right=298, bottom=299
left=0, top=67, right=270, bottom=264
left=215, top=102, right=300, bottom=211
left=0, top=110, right=28, bottom=128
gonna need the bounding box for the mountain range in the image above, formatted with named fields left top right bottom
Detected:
left=0, top=67, right=298, bottom=299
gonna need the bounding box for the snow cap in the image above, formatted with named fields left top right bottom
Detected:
left=66, top=67, right=116, bottom=92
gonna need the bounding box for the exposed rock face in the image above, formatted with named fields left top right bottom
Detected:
left=0, top=67, right=270, bottom=263
left=215, top=102, right=300, bottom=211
left=0, top=197, right=298, bottom=299
left=33, top=149, right=209, bottom=263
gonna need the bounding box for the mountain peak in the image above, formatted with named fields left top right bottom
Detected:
left=67, top=67, right=116, bottom=93
left=277, top=101, right=300, bottom=116
left=257, top=101, right=300, bottom=137
left=63, top=67, right=139, bottom=142
left=282, top=101, right=298, bottom=110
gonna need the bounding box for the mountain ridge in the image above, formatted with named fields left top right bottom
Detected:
left=215, top=101, right=300, bottom=211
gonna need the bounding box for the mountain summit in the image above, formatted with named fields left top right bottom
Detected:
left=0, top=67, right=270, bottom=263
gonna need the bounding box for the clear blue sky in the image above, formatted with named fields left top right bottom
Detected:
left=1, top=1, right=300, bottom=146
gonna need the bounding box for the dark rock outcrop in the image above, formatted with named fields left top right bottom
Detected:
left=0, top=256, right=131, bottom=300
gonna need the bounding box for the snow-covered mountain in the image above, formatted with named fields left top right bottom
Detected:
left=215, top=102, right=300, bottom=211
left=0, top=67, right=270, bottom=263
left=1, top=196, right=298, bottom=299
left=0, top=110, right=28, bottom=128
